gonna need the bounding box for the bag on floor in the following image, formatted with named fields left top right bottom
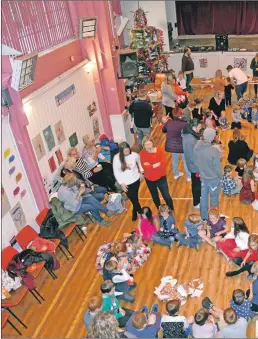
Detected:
left=106, top=193, right=125, bottom=214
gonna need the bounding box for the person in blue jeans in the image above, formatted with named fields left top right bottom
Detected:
left=58, top=173, right=111, bottom=226
left=125, top=304, right=161, bottom=338
left=176, top=214, right=202, bottom=250
left=226, top=65, right=248, bottom=101
left=194, top=128, right=223, bottom=220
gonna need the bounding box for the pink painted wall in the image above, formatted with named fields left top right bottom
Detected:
left=2, top=56, right=49, bottom=211
left=20, top=40, right=83, bottom=98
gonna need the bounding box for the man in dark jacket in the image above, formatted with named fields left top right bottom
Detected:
left=162, top=108, right=190, bottom=180
left=181, top=47, right=194, bottom=93
left=193, top=128, right=223, bottom=220
left=129, top=91, right=153, bottom=150
left=182, top=119, right=202, bottom=208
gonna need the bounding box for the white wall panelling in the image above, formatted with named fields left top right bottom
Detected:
left=24, top=64, right=104, bottom=184
left=168, top=51, right=256, bottom=78
left=1, top=118, right=39, bottom=248
left=120, top=1, right=169, bottom=51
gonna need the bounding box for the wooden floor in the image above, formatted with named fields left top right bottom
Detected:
left=2, top=92, right=258, bottom=338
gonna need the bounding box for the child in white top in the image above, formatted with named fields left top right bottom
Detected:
left=177, top=71, right=187, bottom=90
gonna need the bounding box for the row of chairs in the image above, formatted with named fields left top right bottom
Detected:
left=1, top=207, right=87, bottom=336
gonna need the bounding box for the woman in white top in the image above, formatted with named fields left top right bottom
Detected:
left=161, top=75, right=178, bottom=119
left=113, top=142, right=143, bottom=221
left=217, top=217, right=250, bottom=262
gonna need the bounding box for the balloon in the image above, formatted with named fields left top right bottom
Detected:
left=9, top=155, right=15, bottom=163
left=4, top=148, right=11, bottom=158
left=9, top=166, right=16, bottom=175
left=16, top=173, right=22, bottom=183
left=13, top=187, right=20, bottom=196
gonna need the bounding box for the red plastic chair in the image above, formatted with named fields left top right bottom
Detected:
left=36, top=208, right=86, bottom=260
left=2, top=246, right=45, bottom=304
left=2, top=310, right=22, bottom=336
left=15, top=225, right=58, bottom=279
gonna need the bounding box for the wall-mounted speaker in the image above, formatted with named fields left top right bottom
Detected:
left=119, top=52, right=138, bottom=79
left=215, top=34, right=228, bottom=51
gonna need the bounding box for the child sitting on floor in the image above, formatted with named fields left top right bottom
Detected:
left=83, top=296, right=102, bottom=329
left=218, top=110, right=230, bottom=130
left=176, top=214, right=202, bottom=250
left=248, top=261, right=258, bottom=313
left=182, top=101, right=196, bottom=122
left=136, top=206, right=158, bottom=241
left=240, top=166, right=256, bottom=204
left=252, top=103, right=258, bottom=128
left=238, top=92, right=257, bottom=123
left=192, top=98, right=204, bottom=120
left=192, top=308, right=217, bottom=338
left=198, top=208, right=227, bottom=248
left=222, top=165, right=242, bottom=196
left=204, top=111, right=216, bottom=129
left=235, top=158, right=247, bottom=178
left=160, top=300, right=193, bottom=338
left=230, top=289, right=254, bottom=321
left=152, top=204, right=178, bottom=249
left=231, top=104, right=242, bottom=130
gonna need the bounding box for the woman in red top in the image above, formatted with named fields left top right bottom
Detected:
left=140, top=136, right=174, bottom=211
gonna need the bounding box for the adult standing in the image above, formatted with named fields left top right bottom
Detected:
left=208, top=91, right=225, bottom=126
left=226, top=65, right=248, bottom=100
left=227, top=129, right=253, bottom=165
left=140, top=136, right=174, bottom=211
left=250, top=52, right=258, bottom=98
left=129, top=91, right=153, bottom=150
left=182, top=119, right=202, bottom=208
left=161, top=75, right=178, bottom=119
left=113, top=142, right=143, bottom=221
left=194, top=128, right=223, bottom=220
left=182, top=47, right=194, bottom=92
left=162, top=107, right=190, bottom=181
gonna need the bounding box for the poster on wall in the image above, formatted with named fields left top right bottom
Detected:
left=87, top=101, right=97, bottom=117
left=55, top=149, right=64, bottom=165
left=9, top=202, right=26, bottom=231
left=48, top=156, right=57, bottom=173
left=54, top=120, right=66, bottom=144
left=43, top=125, right=55, bottom=152
left=234, top=57, right=247, bottom=71
left=1, top=185, right=11, bottom=217
left=199, top=58, right=208, bottom=68
left=69, top=132, right=78, bottom=147
left=55, top=84, right=76, bottom=106
left=92, top=116, right=100, bottom=141
left=32, top=134, right=46, bottom=161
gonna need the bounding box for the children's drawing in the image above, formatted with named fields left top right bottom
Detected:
left=43, top=125, right=55, bottom=152
left=54, top=120, right=66, bottom=144
left=10, top=202, right=26, bottom=231
left=32, top=134, right=46, bottom=161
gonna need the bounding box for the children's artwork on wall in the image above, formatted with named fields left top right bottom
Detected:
left=9, top=155, right=15, bottom=163
left=13, top=187, right=20, bottom=197
left=9, top=166, right=16, bottom=175
left=199, top=58, right=208, bottom=68
left=54, top=120, right=66, bottom=144
left=92, top=116, right=100, bottom=141
left=43, top=175, right=53, bottom=196
left=1, top=185, right=11, bottom=217
left=43, top=125, right=55, bottom=152
left=48, top=156, right=57, bottom=173
left=69, top=132, right=78, bottom=147
left=20, top=189, right=27, bottom=198
left=55, top=149, right=64, bottom=165
left=3, top=148, right=11, bottom=158
left=234, top=57, right=247, bottom=71
left=87, top=101, right=97, bottom=117
left=32, top=134, right=46, bottom=161
left=16, top=173, right=22, bottom=183
left=10, top=202, right=26, bottom=231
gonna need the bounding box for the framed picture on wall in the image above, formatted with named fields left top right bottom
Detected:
left=43, top=125, right=55, bottom=152
left=32, top=134, right=46, bottom=161
left=9, top=202, right=26, bottom=231
left=69, top=132, right=78, bottom=147
left=54, top=120, right=66, bottom=145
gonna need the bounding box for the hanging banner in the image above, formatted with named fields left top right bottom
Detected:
left=55, top=84, right=76, bottom=107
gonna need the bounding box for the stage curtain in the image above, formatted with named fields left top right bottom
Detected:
left=176, top=1, right=258, bottom=35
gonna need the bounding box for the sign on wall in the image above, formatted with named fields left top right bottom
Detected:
left=55, top=84, right=76, bottom=106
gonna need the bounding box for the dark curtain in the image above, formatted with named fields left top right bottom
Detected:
left=176, top=1, right=258, bottom=35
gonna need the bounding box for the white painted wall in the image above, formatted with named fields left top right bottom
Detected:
left=24, top=65, right=104, bottom=186
left=1, top=118, right=39, bottom=248
left=120, top=1, right=169, bottom=51
left=168, top=51, right=255, bottom=78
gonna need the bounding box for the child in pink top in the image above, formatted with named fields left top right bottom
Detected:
left=136, top=207, right=158, bottom=241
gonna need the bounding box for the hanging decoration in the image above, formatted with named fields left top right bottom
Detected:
left=3, top=148, right=11, bottom=158
left=128, top=8, right=168, bottom=84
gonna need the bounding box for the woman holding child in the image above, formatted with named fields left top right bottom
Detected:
left=208, top=91, right=225, bottom=126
